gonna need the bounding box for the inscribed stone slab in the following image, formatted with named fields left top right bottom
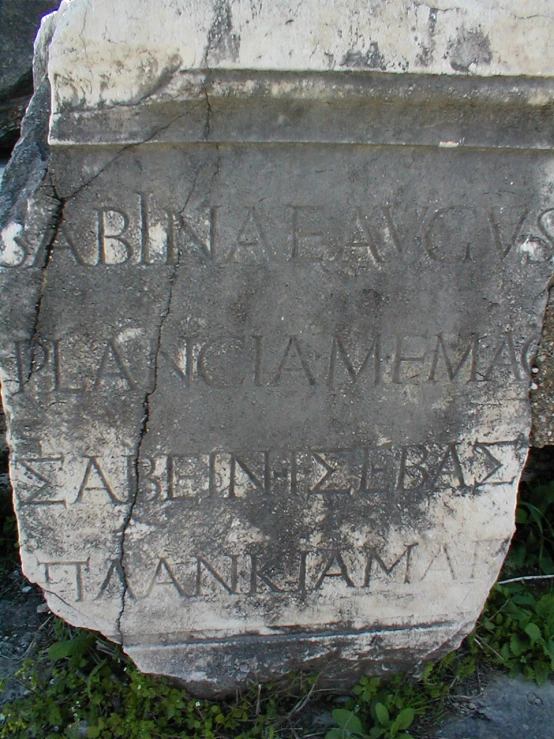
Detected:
left=1, top=0, right=554, bottom=695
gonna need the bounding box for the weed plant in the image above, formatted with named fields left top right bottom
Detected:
left=1, top=474, right=554, bottom=738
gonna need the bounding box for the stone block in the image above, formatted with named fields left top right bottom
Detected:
left=1, top=0, right=553, bottom=695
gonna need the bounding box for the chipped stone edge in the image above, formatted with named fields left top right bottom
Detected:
left=0, top=3, right=222, bottom=643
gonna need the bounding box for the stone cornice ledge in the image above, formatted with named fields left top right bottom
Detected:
left=46, top=0, right=554, bottom=130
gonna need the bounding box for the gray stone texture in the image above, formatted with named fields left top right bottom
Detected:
left=1, top=0, right=554, bottom=695
left=0, top=0, right=60, bottom=150
left=435, top=674, right=554, bottom=739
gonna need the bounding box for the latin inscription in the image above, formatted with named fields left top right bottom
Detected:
left=11, top=329, right=536, bottom=393
left=2, top=198, right=553, bottom=268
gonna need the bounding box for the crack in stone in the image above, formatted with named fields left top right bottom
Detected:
left=41, top=587, right=88, bottom=617
left=60, top=110, right=194, bottom=203
left=115, top=156, right=218, bottom=641
left=25, top=180, right=64, bottom=386
left=16, top=90, right=218, bottom=637
left=203, top=83, right=213, bottom=141
left=412, top=2, right=462, bottom=12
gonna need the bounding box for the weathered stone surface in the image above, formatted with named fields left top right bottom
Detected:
left=435, top=674, right=554, bottom=739
left=1, top=0, right=554, bottom=695
left=0, top=0, right=60, bottom=150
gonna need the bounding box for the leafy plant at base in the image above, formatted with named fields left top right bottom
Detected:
left=325, top=709, right=366, bottom=739
left=324, top=675, right=419, bottom=739
left=0, top=619, right=322, bottom=739
left=476, top=582, right=554, bottom=683
left=508, top=478, right=554, bottom=576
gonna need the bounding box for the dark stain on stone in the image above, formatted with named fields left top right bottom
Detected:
left=205, top=0, right=241, bottom=65
left=340, top=42, right=386, bottom=71
left=448, top=27, right=492, bottom=73
left=416, top=6, right=438, bottom=67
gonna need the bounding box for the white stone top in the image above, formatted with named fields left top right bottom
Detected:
left=47, top=0, right=554, bottom=115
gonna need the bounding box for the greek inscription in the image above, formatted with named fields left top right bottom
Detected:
left=146, top=558, right=186, bottom=598
left=75, top=456, right=128, bottom=504
left=131, top=439, right=522, bottom=502
left=363, top=543, right=418, bottom=586
left=196, top=555, right=239, bottom=594
left=95, top=558, right=135, bottom=600
left=36, top=538, right=510, bottom=605
left=15, top=457, right=65, bottom=506
left=41, top=559, right=89, bottom=602
left=110, top=541, right=494, bottom=599
left=13, top=440, right=522, bottom=509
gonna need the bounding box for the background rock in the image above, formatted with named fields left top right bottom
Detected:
left=435, top=674, right=554, bottom=739
left=0, top=0, right=60, bottom=152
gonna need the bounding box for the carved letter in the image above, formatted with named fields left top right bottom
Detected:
left=227, top=208, right=271, bottom=262
left=392, top=334, right=427, bottom=384
left=309, top=451, right=352, bottom=495
left=538, top=209, right=554, bottom=246
left=75, top=457, right=127, bottom=504
left=421, top=544, right=456, bottom=581
left=248, top=554, right=284, bottom=593
left=345, top=208, right=385, bottom=263
left=196, top=555, right=238, bottom=594
left=197, top=337, right=247, bottom=388
left=95, top=559, right=135, bottom=600
left=167, top=454, right=210, bottom=499
left=138, top=193, right=176, bottom=265
left=16, top=457, right=65, bottom=506
left=96, top=208, right=132, bottom=264
left=327, top=335, right=381, bottom=386
left=429, top=443, right=465, bottom=490
left=314, top=550, right=355, bottom=589
left=178, top=207, right=218, bottom=260
left=291, top=206, right=327, bottom=260
left=363, top=543, right=418, bottom=587
left=159, top=337, right=194, bottom=386
left=52, top=340, right=85, bottom=392
left=397, top=446, right=429, bottom=490
left=93, top=340, right=138, bottom=390
left=483, top=332, right=521, bottom=381
left=42, top=560, right=89, bottom=602
left=428, top=334, right=478, bottom=382
left=273, top=337, right=316, bottom=386
left=423, top=207, right=473, bottom=263
left=229, top=452, right=270, bottom=498
left=487, top=207, right=527, bottom=259
left=146, top=558, right=185, bottom=597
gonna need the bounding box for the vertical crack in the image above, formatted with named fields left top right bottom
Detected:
left=115, top=159, right=215, bottom=641
left=25, top=181, right=65, bottom=386
left=115, top=277, right=176, bottom=642
left=202, top=68, right=215, bottom=142
left=203, top=86, right=213, bottom=141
